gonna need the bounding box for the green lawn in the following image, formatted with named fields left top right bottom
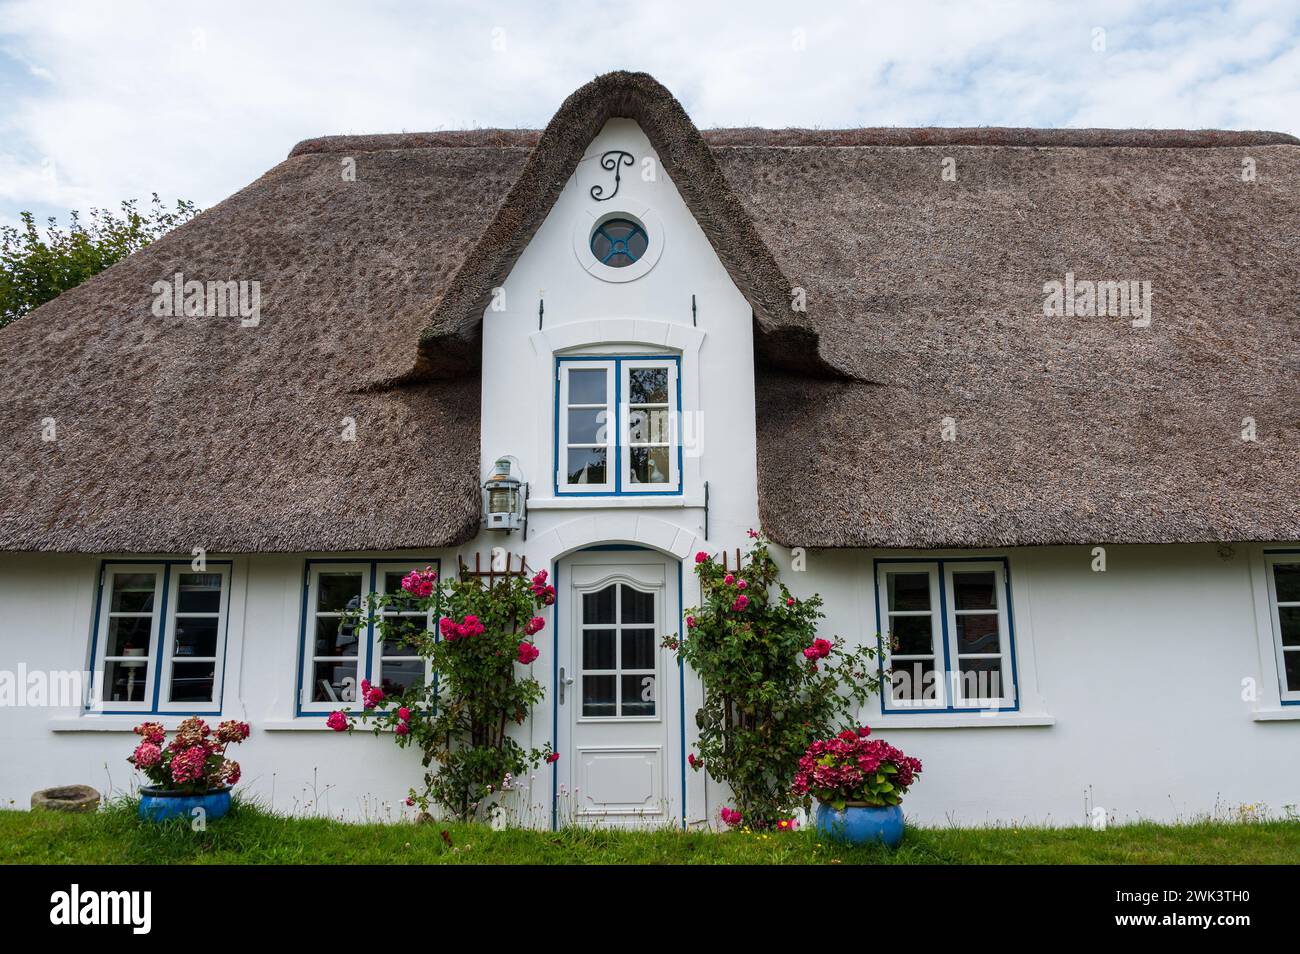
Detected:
left=2, top=801, right=1297, bottom=864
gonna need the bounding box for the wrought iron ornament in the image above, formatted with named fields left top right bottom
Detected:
left=590, top=150, right=635, bottom=201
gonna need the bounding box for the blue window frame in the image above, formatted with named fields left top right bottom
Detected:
left=554, top=355, right=682, bottom=496
left=873, top=557, right=1020, bottom=713
left=1262, top=549, right=1300, bottom=705
left=86, top=560, right=233, bottom=715
left=296, top=558, right=440, bottom=716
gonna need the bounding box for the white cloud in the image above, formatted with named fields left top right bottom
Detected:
left=0, top=0, right=1296, bottom=223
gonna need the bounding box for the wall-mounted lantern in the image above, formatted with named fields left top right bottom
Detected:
left=482, top=457, right=526, bottom=532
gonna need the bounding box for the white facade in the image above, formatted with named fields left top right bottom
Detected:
left=2, top=119, right=1298, bottom=826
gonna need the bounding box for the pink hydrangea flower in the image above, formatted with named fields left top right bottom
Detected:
left=131, top=742, right=162, bottom=769
left=169, top=745, right=208, bottom=785
left=133, top=721, right=166, bottom=746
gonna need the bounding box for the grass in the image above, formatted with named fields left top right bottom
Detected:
left=2, top=800, right=1298, bottom=864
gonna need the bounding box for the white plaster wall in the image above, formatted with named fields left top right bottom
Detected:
left=772, top=543, right=1300, bottom=826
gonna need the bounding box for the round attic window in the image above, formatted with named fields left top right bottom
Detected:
left=589, top=217, right=648, bottom=267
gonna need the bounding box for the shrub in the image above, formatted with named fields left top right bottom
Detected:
left=127, top=717, right=249, bottom=793
left=792, top=727, right=923, bottom=810
left=666, top=534, right=881, bottom=828
left=330, top=565, right=554, bottom=821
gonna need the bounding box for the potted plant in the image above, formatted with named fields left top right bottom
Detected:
left=128, top=716, right=249, bottom=822
left=792, top=727, right=922, bottom=847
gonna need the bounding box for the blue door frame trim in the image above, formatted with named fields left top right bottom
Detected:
left=550, top=547, right=687, bottom=830
left=554, top=354, right=684, bottom=498
left=872, top=556, right=1021, bottom=714
left=85, top=559, right=234, bottom=716
left=294, top=557, right=441, bottom=717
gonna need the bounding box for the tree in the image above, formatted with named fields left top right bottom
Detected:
left=0, top=195, right=198, bottom=328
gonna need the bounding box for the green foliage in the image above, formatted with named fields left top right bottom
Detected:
left=666, top=535, right=882, bottom=828
left=6, top=801, right=1298, bottom=866
left=343, top=569, right=551, bottom=822
left=0, top=195, right=198, bottom=328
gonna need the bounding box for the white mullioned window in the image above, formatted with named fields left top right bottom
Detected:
left=299, top=559, right=440, bottom=715
left=1263, top=554, right=1300, bottom=703
left=556, top=355, right=680, bottom=495
left=90, top=562, right=232, bottom=713
left=876, top=560, right=1018, bottom=712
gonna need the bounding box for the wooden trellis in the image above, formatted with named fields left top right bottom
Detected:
left=718, top=548, right=747, bottom=574
left=457, top=551, right=531, bottom=587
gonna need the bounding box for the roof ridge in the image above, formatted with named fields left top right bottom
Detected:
left=290, top=125, right=1298, bottom=157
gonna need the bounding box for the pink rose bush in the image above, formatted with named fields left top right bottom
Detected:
left=127, top=717, right=250, bottom=793
left=664, top=532, right=882, bottom=828
left=792, top=727, right=923, bottom=811
left=329, top=561, right=555, bottom=821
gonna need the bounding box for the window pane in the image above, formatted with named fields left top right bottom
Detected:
left=176, top=573, right=222, bottom=613
left=378, top=660, right=425, bottom=694
left=1274, top=564, right=1300, bottom=603
left=104, top=660, right=148, bottom=702
left=315, top=617, right=359, bottom=656
left=107, top=616, right=152, bottom=657
left=583, top=675, right=616, bottom=717
left=583, top=629, right=615, bottom=670
left=568, top=407, right=607, bottom=445
left=888, top=615, right=932, bottom=655
left=952, top=571, right=997, bottom=611
left=110, top=574, right=156, bottom=613
left=583, top=586, right=616, bottom=625
left=311, top=661, right=358, bottom=703
left=567, top=447, right=607, bottom=485
left=174, top=617, right=219, bottom=657
left=629, top=446, right=670, bottom=484
left=622, top=629, right=656, bottom=670
left=887, top=573, right=930, bottom=612
left=890, top=659, right=936, bottom=701
left=1280, top=607, right=1300, bottom=648
left=958, top=659, right=1005, bottom=700
left=955, top=613, right=1000, bottom=654
left=317, top=573, right=363, bottom=613
left=627, top=367, right=668, bottom=404
left=621, top=586, right=654, bottom=624
left=621, top=674, right=655, bottom=716
left=628, top=408, right=669, bottom=443
left=568, top=368, right=607, bottom=405
left=1285, top=651, right=1300, bottom=692
left=169, top=662, right=215, bottom=703
left=381, top=616, right=427, bottom=654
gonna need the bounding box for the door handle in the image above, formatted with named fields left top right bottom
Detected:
left=559, top=667, right=575, bottom=705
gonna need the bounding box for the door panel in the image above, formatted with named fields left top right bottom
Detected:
left=559, top=551, right=679, bottom=826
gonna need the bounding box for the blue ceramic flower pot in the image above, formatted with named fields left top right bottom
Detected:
left=815, top=801, right=904, bottom=847
left=138, top=786, right=231, bottom=823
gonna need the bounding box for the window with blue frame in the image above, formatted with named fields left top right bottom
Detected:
left=1263, top=553, right=1300, bottom=703
left=297, top=559, right=438, bottom=715
left=88, top=562, right=232, bottom=714
left=555, top=355, right=681, bottom=495
left=874, top=559, right=1019, bottom=712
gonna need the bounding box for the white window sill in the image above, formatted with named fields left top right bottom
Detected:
left=1251, top=707, right=1300, bottom=722
left=528, top=494, right=704, bottom=510
left=49, top=715, right=224, bottom=733
left=870, top=713, right=1056, bottom=729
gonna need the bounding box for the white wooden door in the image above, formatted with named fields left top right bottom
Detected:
left=558, top=550, right=679, bottom=825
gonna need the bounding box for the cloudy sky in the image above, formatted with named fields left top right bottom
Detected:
left=1, top=0, right=1297, bottom=230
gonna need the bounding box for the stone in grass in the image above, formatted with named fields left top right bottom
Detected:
left=31, top=785, right=100, bottom=813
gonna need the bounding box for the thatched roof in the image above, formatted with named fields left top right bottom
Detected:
left=2, top=71, right=1297, bottom=552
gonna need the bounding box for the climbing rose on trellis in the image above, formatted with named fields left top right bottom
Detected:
left=667, top=534, right=881, bottom=829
